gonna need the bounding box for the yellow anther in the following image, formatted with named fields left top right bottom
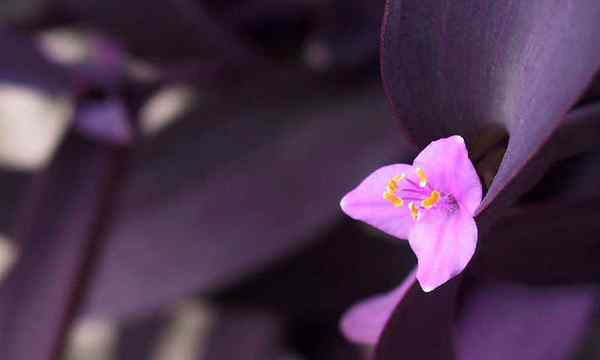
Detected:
left=409, top=202, right=420, bottom=221
left=383, top=191, right=404, bottom=207
left=393, top=174, right=406, bottom=182
left=387, top=180, right=398, bottom=192
left=421, top=190, right=441, bottom=209
left=415, top=167, right=428, bottom=188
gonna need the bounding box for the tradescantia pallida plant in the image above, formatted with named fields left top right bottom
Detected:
left=338, top=0, right=600, bottom=359
left=0, top=0, right=600, bottom=359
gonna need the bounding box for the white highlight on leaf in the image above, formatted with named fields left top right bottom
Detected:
left=0, top=84, right=72, bottom=170
left=140, top=85, right=196, bottom=135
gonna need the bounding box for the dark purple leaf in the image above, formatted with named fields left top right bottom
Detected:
left=576, top=71, right=600, bottom=107
left=455, top=283, right=596, bottom=360
left=374, top=275, right=460, bottom=360
left=381, top=0, right=600, bottom=146
left=0, top=131, right=129, bottom=360
left=477, top=101, right=600, bottom=233
left=80, top=79, right=411, bottom=318
left=477, top=101, right=600, bottom=230
left=545, top=103, right=600, bottom=163
left=214, top=220, right=413, bottom=318
left=381, top=0, right=600, bottom=222
left=474, top=196, right=600, bottom=285
left=470, top=105, right=600, bottom=283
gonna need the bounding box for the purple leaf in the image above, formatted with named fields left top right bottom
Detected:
left=576, top=71, right=600, bottom=106
left=0, top=131, right=128, bottom=360
left=546, top=103, right=600, bottom=162
left=341, top=270, right=417, bottom=345
left=80, top=80, right=411, bottom=318
left=478, top=101, right=600, bottom=229
left=381, top=0, right=600, bottom=220
left=474, top=196, right=600, bottom=285
left=214, top=221, right=413, bottom=318
left=381, top=0, right=600, bottom=145
left=471, top=107, right=600, bottom=284
left=374, top=275, right=460, bottom=360
left=455, top=283, right=596, bottom=360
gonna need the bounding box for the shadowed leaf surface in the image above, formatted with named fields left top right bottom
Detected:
left=455, top=283, right=596, bottom=360
left=475, top=197, right=600, bottom=285
left=374, top=276, right=459, bottom=360
left=214, top=220, right=414, bottom=318
left=81, top=78, right=412, bottom=318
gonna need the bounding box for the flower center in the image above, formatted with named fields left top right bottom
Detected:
left=382, top=167, right=455, bottom=220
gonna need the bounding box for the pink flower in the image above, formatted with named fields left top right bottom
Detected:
left=340, top=135, right=481, bottom=292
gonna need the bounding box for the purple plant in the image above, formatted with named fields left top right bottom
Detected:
left=0, top=0, right=598, bottom=359
left=366, top=1, right=600, bottom=359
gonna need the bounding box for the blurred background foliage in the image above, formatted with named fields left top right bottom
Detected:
left=0, top=0, right=413, bottom=359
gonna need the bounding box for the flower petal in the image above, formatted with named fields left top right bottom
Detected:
left=408, top=206, right=477, bottom=292
left=413, top=136, right=482, bottom=215
left=340, top=270, right=416, bottom=345
left=340, top=164, right=415, bottom=240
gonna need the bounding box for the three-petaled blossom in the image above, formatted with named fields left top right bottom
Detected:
left=340, top=135, right=482, bottom=291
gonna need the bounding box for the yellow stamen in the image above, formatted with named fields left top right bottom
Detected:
left=409, top=202, right=420, bottom=220
left=387, top=180, right=398, bottom=192
left=421, top=190, right=441, bottom=209
left=383, top=191, right=404, bottom=207
left=415, top=167, right=428, bottom=188
left=393, top=174, right=407, bottom=182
